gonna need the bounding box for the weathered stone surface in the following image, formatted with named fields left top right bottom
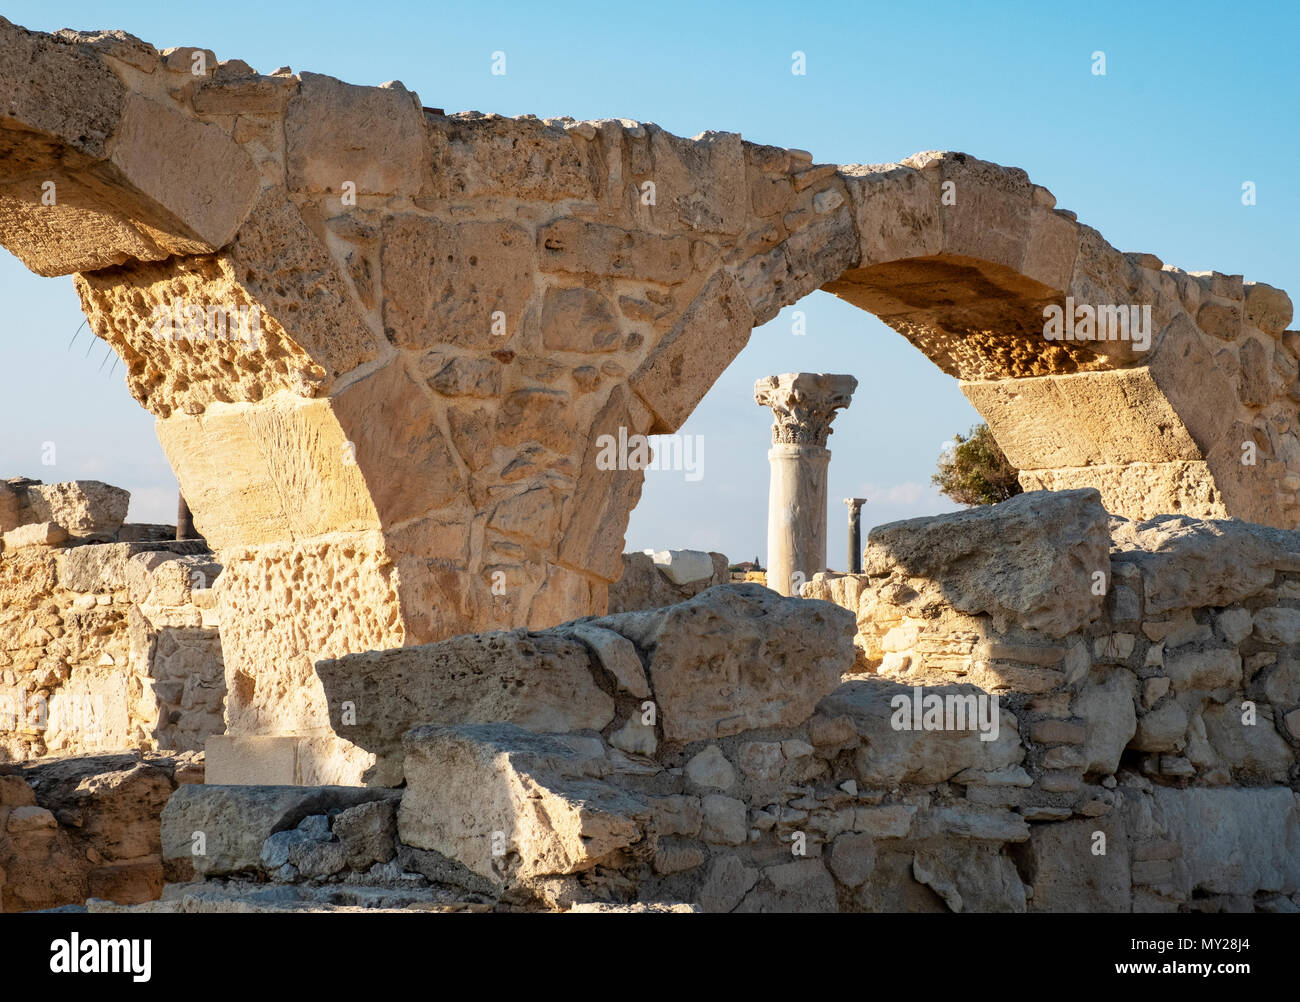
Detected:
left=332, top=800, right=398, bottom=870
left=316, top=631, right=615, bottom=783
left=606, top=550, right=729, bottom=614
left=17, top=481, right=129, bottom=538
left=2, top=521, right=68, bottom=549
left=911, top=843, right=1027, bottom=913
left=734, top=858, right=838, bottom=913
left=161, top=784, right=400, bottom=877
left=1023, top=817, right=1130, bottom=912
left=556, top=622, right=650, bottom=698
left=589, top=584, right=854, bottom=742
left=1, top=753, right=198, bottom=911
left=1151, top=787, right=1300, bottom=897
left=820, top=679, right=1024, bottom=786
left=1116, top=516, right=1279, bottom=615
left=398, top=724, right=651, bottom=888
left=1074, top=670, right=1137, bottom=775
left=862, top=490, right=1109, bottom=638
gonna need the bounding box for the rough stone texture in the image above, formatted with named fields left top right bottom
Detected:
left=160, top=783, right=400, bottom=877
left=4, top=23, right=1300, bottom=914
left=60, top=493, right=1300, bottom=914
left=606, top=550, right=729, bottom=613
left=0, top=751, right=201, bottom=911
left=820, top=679, right=1024, bottom=786
left=0, top=495, right=224, bottom=763
left=316, top=630, right=615, bottom=785
left=0, top=19, right=1293, bottom=757
left=589, top=584, right=855, bottom=742
left=399, top=723, right=652, bottom=888
left=858, top=489, right=1111, bottom=638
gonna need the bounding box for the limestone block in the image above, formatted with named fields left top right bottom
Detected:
left=285, top=73, right=425, bottom=195
left=820, top=679, right=1023, bottom=786
left=315, top=630, right=615, bottom=781
left=684, top=745, right=736, bottom=791
left=1018, top=462, right=1226, bottom=523
left=1164, top=649, right=1242, bottom=691
left=382, top=216, right=535, bottom=350
left=556, top=623, right=650, bottom=698
left=204, top=735, right=299, bottom=786
left=1198, top=703, right=1294, bottom=782
left=17, top=481, right=127, bottom=538
left=964, top=370, right=1200, bottom=472
left=1244, top=282, right=1293, bottom=336
left=1253, top=607, right=1300, bottom=645
left=606, top=550, right=729, bottom=613
left=630, top=269, right=755, bottom=433
left=161, top=784, right=400, bottom=877
left=1073, top=670, right=1137, bottom=775
left=1132, top=700, right=1189, bottom=753
left=650, top=549, right=715, bottom=586
left=910, top=843, right=1027, bottom=913
left=1117, top=515, right=1278, bottom=616
left=589, top=583, right=854, bottom=742
left=107, top=94, right=261, bottom=249
left=2, top=521, right=68, bottom=550
left=1151, top=787, right=1300, bottom=898
left=862, top=489, right=1109, bottom=638
left=837, top=163, right=941, bottom=270
left=1024, top=817, right=1130, bottom=912
left=398, top=723, right=651, bottom=886
left=734, top=858, right=838, bottom=913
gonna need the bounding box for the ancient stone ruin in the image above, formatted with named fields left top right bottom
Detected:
left=1, top=18, right=1297, bottom=915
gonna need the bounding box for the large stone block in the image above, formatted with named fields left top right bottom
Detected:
left=161, top=784, right=400, bottom=877
left=589, top=583, right=854, bottom=743
left=1114, top=515, right=1279, bottom=616
left=1023, top=816, right=1130, bottom=912
left=398, top=723, right=652, bottom=887
left=1151, top=787, right=1300, bottom=897
left=820, top=678, right=1024, bottom=786
left=863, top=489, right=1110, bottom=638
left=19, top=481, right=129, bottom=539
left=315, top=631, right=615, bottom=783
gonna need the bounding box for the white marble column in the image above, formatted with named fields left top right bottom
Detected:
left=755, top=373, right=857, bottom=596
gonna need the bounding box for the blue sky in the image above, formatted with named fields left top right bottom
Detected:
left=2, top=0, right=1295, bottom=566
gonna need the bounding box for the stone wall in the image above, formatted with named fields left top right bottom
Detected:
left=148, top=502, right=1300, bottom=911
left=0, top=751, right=202, bottom=911
left=0, top=478, right=226, bottom=762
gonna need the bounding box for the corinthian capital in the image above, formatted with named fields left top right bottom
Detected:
left=755, top=372, right=858, bottom=447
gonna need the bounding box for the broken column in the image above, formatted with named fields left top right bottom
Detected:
left=844, top=497, right=866, bottom=573
left=755, top=373, right=857, bottom=596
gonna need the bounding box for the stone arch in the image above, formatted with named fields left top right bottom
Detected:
left=1, top=19, right=1294, bottom=777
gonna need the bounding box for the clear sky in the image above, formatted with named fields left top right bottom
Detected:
left=2, top=0, right=1295, bottom=567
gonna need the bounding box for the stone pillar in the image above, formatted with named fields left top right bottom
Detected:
left=755, top=373, right=857, bottom=596
left=176, top=492, right=194, bottom=541
left=843, top=497, right=866, bottom=573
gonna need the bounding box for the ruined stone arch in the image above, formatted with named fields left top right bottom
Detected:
left=1, top=19, right=1293, bottom=775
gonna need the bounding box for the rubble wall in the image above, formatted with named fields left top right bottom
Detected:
left=0, top=752, right=202, bottom=912
left=0, top=479, right=226, bottom=762
left=152, top=494, right=1300, bottom=912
